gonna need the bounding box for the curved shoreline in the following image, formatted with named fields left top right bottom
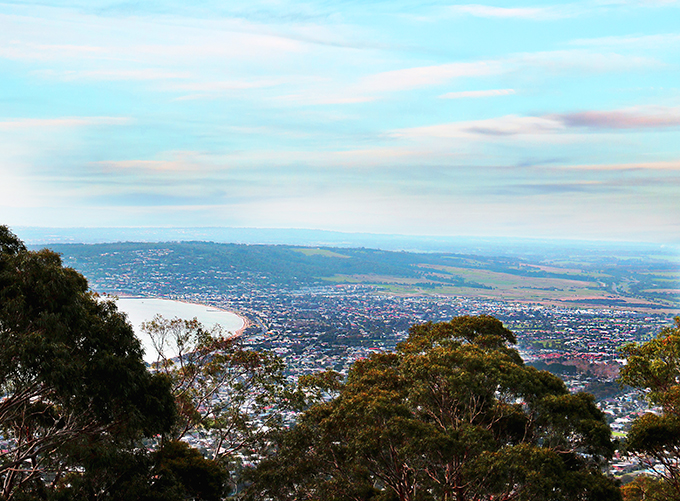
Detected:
left=112, top=294, right=250, bottom=337
left=166, top=298, right=250, bottom=337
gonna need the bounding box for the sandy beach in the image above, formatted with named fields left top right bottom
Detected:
left=113, top=296, right=248, bottom=362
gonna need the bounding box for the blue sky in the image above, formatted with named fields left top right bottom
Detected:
left=1, top=0, right=679, bottom=243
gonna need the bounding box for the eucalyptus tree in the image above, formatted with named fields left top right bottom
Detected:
left=0, top=225, right=176, bottom=500
left=619, top=317, right=680, bottom=499
left=142, top=315, right=295, bottom=471
left=247, top=315, right=619, bottom=501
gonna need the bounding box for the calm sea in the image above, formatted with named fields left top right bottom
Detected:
left=115, top=297, right=244, bottom=363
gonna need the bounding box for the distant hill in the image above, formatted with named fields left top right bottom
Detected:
left=42, top=240, right=680, bottom=313
left=15, top=226, right=680, bottom=257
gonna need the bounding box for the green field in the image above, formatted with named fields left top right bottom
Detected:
left=294, top=248, right=351, bottom=258
left=50, top=240, right=680, bottom=313
left=324, top=259, right=680, bottom=312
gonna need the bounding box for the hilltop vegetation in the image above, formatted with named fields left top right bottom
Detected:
left=247, top=316, right=620, bottom=501
left=0, top=226, right=175, bottom=499
left=0, top=227, right=285, bottom=500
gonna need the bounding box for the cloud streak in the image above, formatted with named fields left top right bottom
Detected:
left=560, top=161, right=680, bottom=171
left=439, top=89, right=515, bottom=99
left=550, top=107, right=680, bottom=129
left=31, top=69, right=192, bottom=82
left=354, top=49, right=660, bottom=97
left=395, top=106, right=680, bottom=140
left=360, top=61, right=503, bottom=93
left=568, top=32, right=680, bottom=48
left=0, top=117, right=130, bottom=129
left=445, top=4, right=576, bottom=20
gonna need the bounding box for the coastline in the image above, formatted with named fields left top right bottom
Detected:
left=170, top=298, right=251, bottom=337
left=111, top=294, right=250, bottom=337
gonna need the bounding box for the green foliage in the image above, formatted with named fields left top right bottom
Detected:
left=621, top=475, right=675, bottom=501
left=46, top=440, right=226, bottom=501
left=619, top=317, right=680, bottom=498
left=245, top=315, right=619, bottom=501
left=620, top=317, right=680, bottom=412
left=153, top=441, right=228, bottom=501
left=142, top=315, right=295, bottom=465
left=0, top=226, right=176, bottom=500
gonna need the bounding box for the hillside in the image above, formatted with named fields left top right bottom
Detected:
left=46, top=242, right=680, bottom=312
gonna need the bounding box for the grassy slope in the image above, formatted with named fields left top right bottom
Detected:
left=47, top=242, right=680, bottom=313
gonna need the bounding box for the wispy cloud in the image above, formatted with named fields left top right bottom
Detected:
left=356, top=49, right=658, bottom=96
left=601, top=0, right=680, bottom=7
left=493, top=181, right=602, bottom=196
left=360, top=61, right=503, bottom=93
left=569, top=32, right=680, bottom=48
left=90, top=151, right=227, bottom=175
left=439, top=89, right=515, bottom=99
left=92, top=160, right=198, bottom=173
left=166, top=77, right=313, bottom=101
left=31, top=69, right=192, bottom=81
left=393, top=115, right=565, bottom=139
left=395, top=106, right=680, bottom=140
left=0, top=40, right=106, bottom=62
left=560, top=160, right=680, bottom=171
left=549, top=106, right=680, bottom=129
left=445, top=4, right=577, bottom=20
left=272, top=93, right=377, bottom=105
left=510, top=49, right=662, bottom=73
left=0, top=10, right=308, bottom=66
left=0, top=117, right=130, bottom=129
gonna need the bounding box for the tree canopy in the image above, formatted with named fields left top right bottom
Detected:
left=142, top=315, right=294, bottom=469
left=619, top=316, right=680, bottom=499
left=247, top=315, right=619, bottom=501
left=0, top=226, right=176, bottom=500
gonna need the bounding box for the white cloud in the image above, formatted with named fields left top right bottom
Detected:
left=31, top=69, right=192, bottom=81
left=0, top=9, right=308, bottom=67
left=0, top=117, right=130, bottom=129
left=355, top=49, right=658, bottom=97
left=439, top=89, right=515, bottom=99
left=599, top=0, right=680, bottom=7
left=92, top=160, right=197, bottom=173
left=271, top=92, right=376, bottom=105
left=394, top=106, right=680, bottom=141
left=393, top=115, right=566, bottom=139
left=510, top=49, right=662, bottom=73
left=561, top=160, right=680, bottom=171
left=360, top=61, right=504, bottom=93
left=549, top=106, right=680, bottom=129
left=445, top=4, right=576, bottom=20
left=568, top=32, right=680, bottom=49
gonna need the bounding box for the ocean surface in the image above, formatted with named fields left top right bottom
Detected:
left=114, top=297, right=244, bottom=363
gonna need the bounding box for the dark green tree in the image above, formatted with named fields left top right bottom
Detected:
left=619, top=317, right=680, bottom=499
left=0, top=226, right=176, bottom=500
left=152, top=440, right=228, bottom=501
left=247, top=315, right=619, bottom=501
left=50, top=440, right=227, bottom=501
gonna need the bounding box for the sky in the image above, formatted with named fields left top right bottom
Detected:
left=1, top=0, right=679, bottom=243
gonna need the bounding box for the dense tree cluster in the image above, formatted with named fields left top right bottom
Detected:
left=247, top=316, right=620, bottom=501
left=0, top=226, right=229, bottom=500
left=0, top=226, right=175, bottom=499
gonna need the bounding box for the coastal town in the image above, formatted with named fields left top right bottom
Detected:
left=50, top=241, right=679, bottom=480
